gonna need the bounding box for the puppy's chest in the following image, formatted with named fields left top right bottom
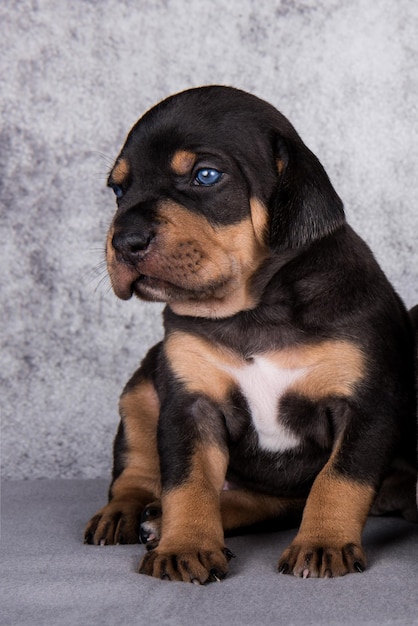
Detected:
left=166, top=331, right=364, bottom=454
left=223, top=357, right=305, bottom=452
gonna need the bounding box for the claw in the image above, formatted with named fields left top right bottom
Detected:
left=209, top=568, right=224, bottom=583
left=223, top=548, right=236, bottom=561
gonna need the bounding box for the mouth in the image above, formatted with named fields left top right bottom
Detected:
left=131, top=275, right=182, bottom=302
left=108, top=249, right=234, bottom=305
left=108, top=257, right=181, bottom=302
left=132, top=274, right=231, bottom=304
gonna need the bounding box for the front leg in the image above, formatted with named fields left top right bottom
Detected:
left=139, top=398, right=231, bottom=584
left=85, top=346, right=162, bottom=546
left=277, top=400, right=389, bottom=578
left=278, top=469, right=374, bottom=577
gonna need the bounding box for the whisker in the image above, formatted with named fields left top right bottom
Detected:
left=86, top=150, right=117, bottom=183
left=95, top=272, right=112, bottom=294
left=86, top=247, right=106, bottom=255
left=91, top=150, right=115, bottom=168
left=84, top=259, right=108, bottom=286
left=92, top=172, right=112, bottom=181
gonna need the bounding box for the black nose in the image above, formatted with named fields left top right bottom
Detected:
left=112, top=229, right=155, bottom=261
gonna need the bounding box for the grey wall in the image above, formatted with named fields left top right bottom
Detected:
left=1, top=0, right=418, bottom=479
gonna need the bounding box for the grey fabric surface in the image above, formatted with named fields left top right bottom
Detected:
left=1, top=0, right=418, bottom=481
left=1, top=479, right=417, bottom=626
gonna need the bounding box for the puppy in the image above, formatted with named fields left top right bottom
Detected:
left=85, top=86, right=417, bottom=582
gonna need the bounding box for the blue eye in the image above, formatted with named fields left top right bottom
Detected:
left=194, top=168, right=223, bottom=186
left=109, top=183, right=123, bottom=199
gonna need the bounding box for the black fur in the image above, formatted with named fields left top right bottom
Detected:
left=87, top=86, right=417, bottom=580
left=114, top=85, right=416, bottom=513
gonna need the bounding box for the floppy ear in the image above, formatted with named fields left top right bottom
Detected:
left=269, top=136, right=345, bottom=251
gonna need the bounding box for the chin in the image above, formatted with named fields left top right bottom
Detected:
left=131, top=275, right=199, bottom=304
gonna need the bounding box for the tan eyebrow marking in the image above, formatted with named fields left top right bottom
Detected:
left=170, top=150, right=197, bottom=176
left=276, top=157, right=286, bottom=175
left=111, top=158, right=130, bottom=184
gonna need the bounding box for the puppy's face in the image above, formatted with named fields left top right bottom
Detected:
left=106, top=86, right=344, bottom=318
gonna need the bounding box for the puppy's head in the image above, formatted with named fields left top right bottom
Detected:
left=106, top=86, right=344, bottom=318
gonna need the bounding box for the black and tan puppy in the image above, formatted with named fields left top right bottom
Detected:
left=85, top=86, right=417, bottom=582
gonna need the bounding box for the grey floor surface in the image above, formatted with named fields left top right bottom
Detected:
left=1, top=479, right=417, bottom=626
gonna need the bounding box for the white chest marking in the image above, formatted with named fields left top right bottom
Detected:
left=224, top=356, right=306, bottom=453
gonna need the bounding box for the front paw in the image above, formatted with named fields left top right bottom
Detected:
left=139, top=544, right=235, bottom=584
left=84, top=501, right=143, bottom=545
left=278, top=541, right=366, bottom=578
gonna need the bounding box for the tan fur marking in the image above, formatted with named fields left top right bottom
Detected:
left=249, top=197, right=269, bottom=246
left=165, top=331, right=239, bottom=401
left=106, top=226, right=116, bottom=278
left=170, top=150, right=197, bottom=176
left=220, top=489, right=305, bottom=531
left=297, top=470, right=375, bottom=545
left=272, top=340, right=365, bottom=399
left=156, top=201, right=269, bottom=317
left=277, top=157, right=286, bottom=175
left=84, top=378, right=161, bottom=545
left=160, top=444, right=227, bottom=548
left=106, top=197, right=269, bottom=317
left=166, top=333, right=364, bottom=403
left=111, top=158, right=130, bottom=184
left=294, top=434, right=374, bottom=545
left=111, top=379, right=161, bottom=501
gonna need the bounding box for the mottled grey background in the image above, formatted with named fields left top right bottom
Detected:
left=1, top=0, right=418, bottom=479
